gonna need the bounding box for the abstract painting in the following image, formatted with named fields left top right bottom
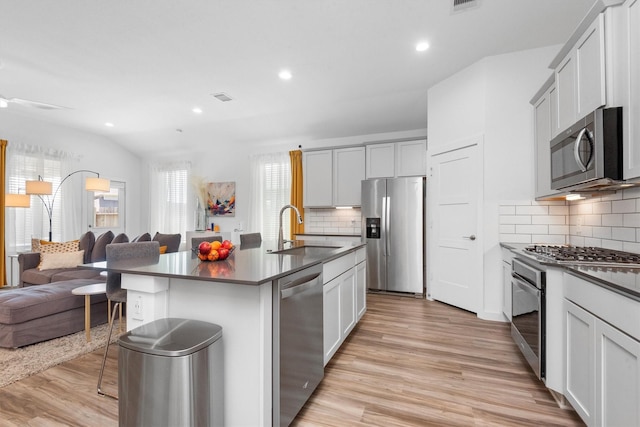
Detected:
left=206, top=181, right=236, bottom=216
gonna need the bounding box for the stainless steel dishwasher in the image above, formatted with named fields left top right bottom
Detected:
left=273, top=263, right=324, bottom=427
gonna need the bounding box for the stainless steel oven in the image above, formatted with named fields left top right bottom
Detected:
left=511, top=257, right=545, bottom=380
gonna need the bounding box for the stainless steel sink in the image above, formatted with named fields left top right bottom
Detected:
left=268, top=245, right=338, bottom=257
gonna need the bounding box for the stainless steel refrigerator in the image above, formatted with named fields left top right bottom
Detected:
left=361, top=177, right=425, bottom=295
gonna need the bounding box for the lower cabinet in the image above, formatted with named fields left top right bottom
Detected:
left=564, top=273, right=640, bottom=426
left=323, top=248, right=366, bottom=366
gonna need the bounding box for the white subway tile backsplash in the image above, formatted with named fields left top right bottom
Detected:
left=516, top=205, right=549, bottom=215
left=612, top=199, right=636, bottom=213
left=500, top=186, right=640, bottom=251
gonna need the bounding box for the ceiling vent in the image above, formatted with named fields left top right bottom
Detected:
left=211, top=92, right=233, bottom=102
left=451, top=0, right=479, bottom=13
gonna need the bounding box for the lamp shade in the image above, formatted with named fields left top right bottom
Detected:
left=26, top=180, right=53, bottom=195
left=5, top=194, right=31, bottom=207
left=85, top=177, right=110, bottom=192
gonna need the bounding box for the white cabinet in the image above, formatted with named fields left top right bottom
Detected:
left=396, top=140, right=427, bottom=177
left=366, top=139, right=426, bottom=178
left=565, top=300, right=596, bottom=425
left=303, top=150, right=333, bottom=207
left=303, top=147, right=365, bottom=207
left=355, top=247, right=366, bottom=320
left=553, top=13, right=606, bottom=134
left=500, top=248, right=513, bottom=321
left=595, top=317, right=640, bottom=427
left=322, top=249, right=365, bottom=365
left=366, top=143, right=395, bottom=178
left=564, top=272, right=640, bottom=426
left=333, top=147, right=365, bottom=206
left=532, top=78, right=559, bottom=199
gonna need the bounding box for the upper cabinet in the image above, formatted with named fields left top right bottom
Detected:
left=366, top=139, right=427, bottom=179
left=532, top=77, right=559, bottom=199
left=303, top=147, right=365, bottom=208
left=554, top=13, right=606, bottom=134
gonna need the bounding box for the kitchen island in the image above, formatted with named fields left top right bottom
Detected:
left=82, top=239, right=366, bottom=427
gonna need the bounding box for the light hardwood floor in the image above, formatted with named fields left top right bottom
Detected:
left=0, top=294, right=584, bottom=426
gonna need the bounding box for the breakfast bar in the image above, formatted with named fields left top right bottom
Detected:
left=82, top=239, right=365, bottom=427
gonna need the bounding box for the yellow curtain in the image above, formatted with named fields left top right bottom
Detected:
left=289, top=150, right=304, bottom=239
left=1, top=140, right=7, bottom=287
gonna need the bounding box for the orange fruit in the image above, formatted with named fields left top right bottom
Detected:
left=211, top=241, right=222, bottom=250
left=207, top=249, right=219, bottom=261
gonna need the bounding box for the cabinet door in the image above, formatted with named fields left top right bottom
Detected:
left=576, top=13, right=606, bottom=120
left=565, top=300, right=596, bottom=425
left=333, top=147, right=365, bottom=206
left=303, top=150, right=333, bottom=207
left=623, top=0, right=640, bottom=179
left=396, top=140, right=427, bottom=177
left=366, top=143, right=395, bottom=178
left=533, top=86, right=558, bottom=199
left=595, top=319, right=640, bottom=427
left=340, top=268, right=356, bottom=337
left=502, top=260, right=512, bottom=321
left=323, top=277, right=341, bottom=365
left=556, top=52, right=577, bottom=132
left=355, top=261, right=366, bottom=320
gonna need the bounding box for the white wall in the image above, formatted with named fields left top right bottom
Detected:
left=2, top=110, right=144, bottom=240
left=427, top=45, right=560, bottom=320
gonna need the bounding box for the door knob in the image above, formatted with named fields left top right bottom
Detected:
left=463, top=235, right=476, bottom=240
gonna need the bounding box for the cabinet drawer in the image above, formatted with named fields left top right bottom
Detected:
left=323, top=252, right=356, bottom=283
left=565, top=272, right=640, bottom=340
left=355, top=247, right=366, bottom=264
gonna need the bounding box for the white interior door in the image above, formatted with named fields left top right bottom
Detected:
left=428, top=141, right=481, bottom=313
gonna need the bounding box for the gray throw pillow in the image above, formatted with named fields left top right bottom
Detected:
left=91, top=230, right=115, bottom=262
left=79, top=231, right=96, bottom=264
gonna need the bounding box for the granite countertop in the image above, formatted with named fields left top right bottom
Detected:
left=501, top=242, right=640, bottom=301
left=295, top=232, right=361, bottom=238
left=80, top=239, right=365, bottom=286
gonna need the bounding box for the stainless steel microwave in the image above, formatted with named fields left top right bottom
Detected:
left=550, top=107, right=623, bottom=191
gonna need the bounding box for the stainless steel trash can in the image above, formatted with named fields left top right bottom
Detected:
left=118, top=318, right=223, bottom=427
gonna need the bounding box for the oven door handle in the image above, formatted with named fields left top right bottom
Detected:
left=512, top=275, right=540, bottom=299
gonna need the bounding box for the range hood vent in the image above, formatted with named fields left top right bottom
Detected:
left=452, top=0, right=479, bottom=13
left=211, top=92, right=233, bottom=102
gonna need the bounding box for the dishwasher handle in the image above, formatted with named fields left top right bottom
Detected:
left=280, top=273, right=321, bottom=299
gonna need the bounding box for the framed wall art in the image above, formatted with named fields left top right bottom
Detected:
left=206, top=181, right=236, bottom=216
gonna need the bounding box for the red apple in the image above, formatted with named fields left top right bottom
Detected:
left=218, top=248, right=230, bottom=260
left=221, top=240, right=233, bottom=249
left=198, top=241, right=212, bottom=255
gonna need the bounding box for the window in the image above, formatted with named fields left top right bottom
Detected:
left=149, top=162, right=190, bottom=240
left=248, top=152, right=291, bottom=240
left=6, top=144, right=78, bottom=250
left=89, top=180, right=125, bottom=236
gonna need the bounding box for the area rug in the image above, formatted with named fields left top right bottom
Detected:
left=0, top=323, right=123, bottom=388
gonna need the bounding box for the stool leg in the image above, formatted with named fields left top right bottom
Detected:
left=97, top=301, right=120, bottom=400
left=107, top=299, right=112, bottom=324
left=84, top=295, right=91, bottom=342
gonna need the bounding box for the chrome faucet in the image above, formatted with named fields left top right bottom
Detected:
left=278, top=204, right=303, bottom=250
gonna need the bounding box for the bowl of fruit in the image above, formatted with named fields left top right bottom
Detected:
left=196, top=239, right=235, bottom=262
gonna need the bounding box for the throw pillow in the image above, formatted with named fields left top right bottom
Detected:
left=38, top=250, right=85, bottom=271
left=39, top=240, right=80, bottom=254
left=159, top=245, right=168, bottom=254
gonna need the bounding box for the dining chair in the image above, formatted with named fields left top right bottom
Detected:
left=240, top=233, right=262, bottom=247
left=97, top=241, right=160, bottom=399
left=191, top=235, right=222, bottom=251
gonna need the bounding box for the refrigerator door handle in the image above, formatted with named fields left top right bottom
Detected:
left=385, top=196, right=390, bottom=255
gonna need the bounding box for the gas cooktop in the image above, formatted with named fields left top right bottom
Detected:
left=523, top=244, right=640, bottom=267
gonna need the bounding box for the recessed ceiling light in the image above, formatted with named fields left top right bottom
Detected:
left=416, top=41, right=430, bottom=52
left=105, top=122, right=114, bottom=127
left=192, top=107, right=203, bottom=114
left=279, top=69, right=292, bottom=80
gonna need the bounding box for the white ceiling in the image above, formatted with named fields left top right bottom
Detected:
left=0, top=0, right=592, bottom=157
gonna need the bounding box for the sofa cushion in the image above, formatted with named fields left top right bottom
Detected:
left=91, top=231, right=114, bottom=262
left=79, top=231, right=96, bottom=264
left=152, top=232, right=181, bottom=253
left=132, top=232, right=151, bottom=242
left=0, top=279, right=107, bottom=325
left=38, top=250, right=85, bottom=270
left=51, top=269, right=106, bottom=283
left=112, top=233, right=129, bottom=244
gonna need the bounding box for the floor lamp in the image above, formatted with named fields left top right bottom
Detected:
left=26, top=170, right=110, bottom=242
